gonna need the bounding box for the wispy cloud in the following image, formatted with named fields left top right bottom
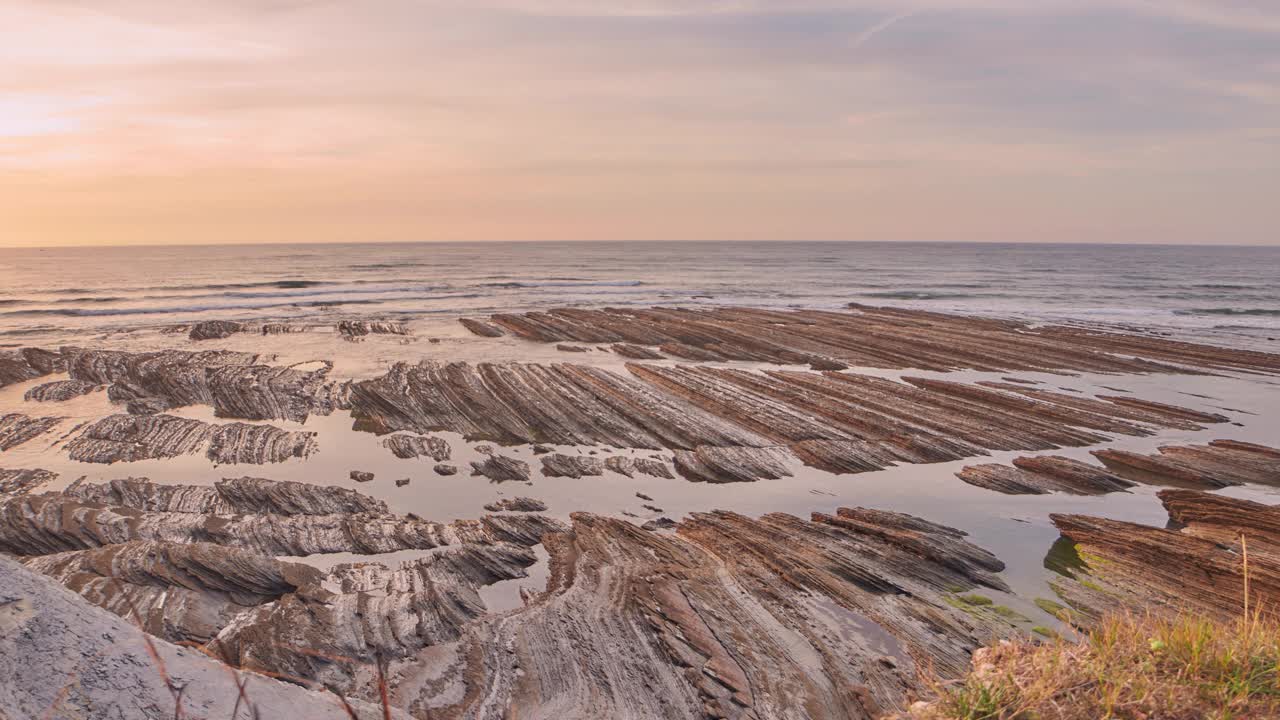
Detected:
left=1, top=0, right=1277, bottom=246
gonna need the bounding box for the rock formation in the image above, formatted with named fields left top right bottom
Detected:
left=63, top=413, right=314, bottom=465
left=471, top=453, right=532, bottom=483
left=0, top=347, right=63, bottom=388
left=344, top=359, right=1216, bottom=484
left=1046, top=441, right=1280, bottom=623
left=486, top=305, right=1280, bottom=375
left=23, top=379, right=99, bottom=402
left=611, top=343, right=665, bottom=359
left=63, top=347, right=337, bottom=422
left=673, top=445, right=793, bottom=483
left=64, top=476, right=390, bottom=515
left=484, top=497, right=549, bottom=512
left=0, top=468, right=57, bottom=498
left=956, top=456, right=1135, bottom=495
left=384, top=506, right=1014, bottom=718
left=1089, top=439, right=1280, bottom=489
left=0, top=412, right=63, bottom=451
left=189, top=320, right=244, bottom=340
left=540, top=453, right=604, bottom=478
left=382, top=433, right=451, bottom=461
left=0, top=556, right=403, bottom=720
left=337, top=320, right=410, bottom=338
left=459, top=318, right=505, bottom=337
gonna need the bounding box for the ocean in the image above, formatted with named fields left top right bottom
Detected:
left=1, top=241, right=1278, bottom=349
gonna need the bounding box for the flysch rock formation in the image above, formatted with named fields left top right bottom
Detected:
left=956, top=455, right=1136, bottom=495
left=383, top=433, right=452, bottom=461
left=673, top=445, right=793, bottom=483
left=63, top=412, right=316, bottom=465
left=0, top=556, right=405, bottom=720
left=458, top=318, right=505, bottom=337
left=1046, top=440, right=1280, bottom=624
left=0, top=468, right=57, bottom=498
left=345, top=359, right=1221, bottom=483
left=0, top=412, right=63, bottom=451
left=1091, top=439, right=1280, bottom=489
left=0, top=477, right=565, bottom=558
left=603, top=454, right=676, bottom=479
left=3, top=476, right=566, bottom=698
left=484, top=497, right=548, bottom=512
left=0, top=346, right=63, bottom=388
left=486, top=305, right=1280, bottom=375
left=64, top=346, right=337, bottom=422
left=471, top=453, right=532, bottom=483
left=189, top=319, right=244, bottom=340
left=23, top=378, right=100, bottom=402
left=347, top=361, right=767, bottom=450
left=610, top=342, right=666, bottom=359
left=385, top=507, right=1015, bottom=719
left=337, top=320, right=410, bottom=339
left=540, top=452, right=604, bottom=478
left=63, top=475, right=390, bottom=515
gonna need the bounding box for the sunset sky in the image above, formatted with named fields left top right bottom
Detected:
left=3, top=1, right=1278, bottom=247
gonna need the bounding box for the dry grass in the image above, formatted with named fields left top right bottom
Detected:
left=910, top=611, right=1280, bottom=720
left=906, top=536, right=1280, bottom=720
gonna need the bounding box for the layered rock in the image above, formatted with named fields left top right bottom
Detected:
left=1088, top=439, right=1280, bottom=489
left=603, top=454, right=673, bottom=478
left=347, top=361, right=767, bottom=449
left=0, top=347, right=63, bottom=388
left=64, top=347, right=336, bottom=422
left=345, top=359, right=1213, bottom=484
left=63, top=476, right=390, bottom=516
left=207, top=422, right=317, bottom=464
left=611, top=343, right=665, bottom=360
left=484, top=497, right=549, bottom=512
left=956, top=456, right=1135, bottom=495
left=337, top=320, right=409, bottom=338
left=471, top=453, right=532, bottom=483
left=382, top=433, right=451, bottom=461
left=0, top=412, right=63, bottom=451
left=23, top=378, right=99, bottom=402
left=0, top=468, right=57, bottom=498
left=673, top=445, right=793, bottom=483
left=0, top=556, right=402, bottom=720
left=540, top=453, right=604, bottom=478
left=488, top=305, right=1280, bottom=375
left=459, top=318, right=505, bottom=337
left=64, top=413, right=315, bottom=465
left=1047, top=443, right=1280, bottom=623
left=22, top=540, right=308, bottom=643
left=189, top=320, right=244, bottom=340
left=391, top=507, right=1013, bottom=719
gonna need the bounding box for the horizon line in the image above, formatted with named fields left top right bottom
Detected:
left=3, top=238, right=1278, bottom=251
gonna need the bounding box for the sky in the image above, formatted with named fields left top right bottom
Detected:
left=1, top=0, right=1278, bottom=247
